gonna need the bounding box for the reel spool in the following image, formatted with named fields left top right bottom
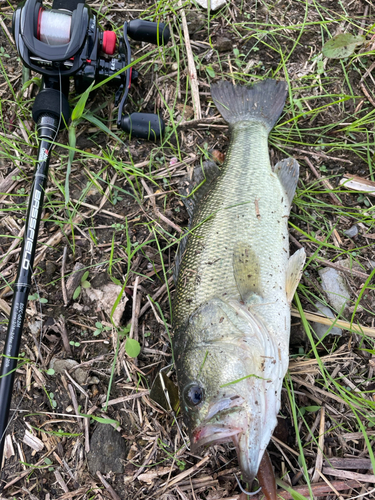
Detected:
left=12, top=0, right=170, bottom=140
left=38, top=10, right=72, bottom=45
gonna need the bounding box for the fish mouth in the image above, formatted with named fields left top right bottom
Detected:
left=191, top=395, right=245, bottom=449
left=191, top=394, right=266, bottom=484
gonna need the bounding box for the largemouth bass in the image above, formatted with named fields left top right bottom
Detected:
left=172, top=79, right=306, bottom=485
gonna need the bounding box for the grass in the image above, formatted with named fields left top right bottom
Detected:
left=0, top=0, right=375, bottom=498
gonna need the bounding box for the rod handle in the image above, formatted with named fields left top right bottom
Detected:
left=120, top=112, right=165, bottom=141
left=127, top=20, right=170, bottom=45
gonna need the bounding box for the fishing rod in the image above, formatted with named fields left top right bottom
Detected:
left=0, top=0, right=170, bottom=471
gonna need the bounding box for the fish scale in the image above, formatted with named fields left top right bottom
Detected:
left=174, top=123, right=290, bottom=336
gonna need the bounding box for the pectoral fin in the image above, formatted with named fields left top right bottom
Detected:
left=274, top=158, right=300, bottom=208
left=233, top=242, right=263, bottom=303
left=286, top=248, right=306, bottom=303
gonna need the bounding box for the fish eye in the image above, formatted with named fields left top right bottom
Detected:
left=184, top=384, right=204, bottom=407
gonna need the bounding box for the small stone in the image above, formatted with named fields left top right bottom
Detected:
left=215, top=36, right=232, bottom=52
left=319, top=267, right=351, bottom=313
left=45, top=261, right=57, bottom=277
left=185, top=11, right=206, bottom=34
left=29, top=320, right=43, bottom=336
left=87, top=376, right=100, bottom=385
left=211, top=149, right=225, bottom=164
left=49, top=358, right=88, bottom=386
left=87, top=424, right=128, bottom=474
left=91, top=384, right=99, bottom=397
left=344, top=225, right=358, bottom=238
left=311, top=301, right=342, bottom=339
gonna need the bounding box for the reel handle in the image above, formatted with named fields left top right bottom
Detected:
left=127, top=20, right=170, bottom=45
left=120, top=112, right=165, bottom=141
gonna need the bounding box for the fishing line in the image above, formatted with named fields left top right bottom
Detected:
left=234, top=475, right=262, bottom=497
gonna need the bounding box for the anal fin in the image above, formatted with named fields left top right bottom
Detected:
left=286, top=248, right=306, bottom=303
left=274, top=158, right=300, bottom=208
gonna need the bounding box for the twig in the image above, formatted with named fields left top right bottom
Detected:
left=132, top=437, right=158, bottom=480
left=141, top=179, right=182, bottom=233
left=160, top=456, right=210, bottom=489
left=103, top=389, right=149, bottom=407
left=64, top=370, right=89, bottom=398
left=291, top=375, right=361, bottom=409
left=291, top=308, right=375, bottom=337
left=312, top=407, right=326, bottom=482
left=271, top=435, right=300, bottom=457
left=34, top=213, right=85, bottom=267
left=57, top=315, right=72, bottom=356
left=70, top=199, right=130, bottom=220
left=61, top=246, right=68, bottom=306
left=315, top=470, right=345, bottom=500
left=304, top=156, right=342, bottom=205
left=317, top=259, right=369, bottom=280
left=248, top=480, right=361, bottom=500
left=288, top=237, right=370, bottom=279
left=0, top=15, right=14, bottom=45
left=177, top=0, right=202, bottom=119
left=3, top=447, right=57, bottom=489
left=54, top=470, right=69, bottom=493
left=0, top=226, right=25, bottom=269
left=96, top=471, right=122, bottom=500
left=360, top=81, right=375, bottom=107
left=52, top=487, right=88, bottom=499
left=177, top=116, right=224, bottom=129
left=68, top=384, right=83, bottom=429
left=322, top=467, right=375, bottom=483
left=92, top=171, right=118, bottom=217
left=139, top=277, right=174, bottom=318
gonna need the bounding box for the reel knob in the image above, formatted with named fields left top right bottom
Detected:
left=120, top=113, right=165, bottom=141
left=102, top=31, right=116, bottom=55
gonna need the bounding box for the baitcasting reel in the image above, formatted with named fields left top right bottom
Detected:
left=12, top=0, right=170, bottom=139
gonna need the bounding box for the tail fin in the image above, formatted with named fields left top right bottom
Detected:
left=211, top=79, right=288, bottom=133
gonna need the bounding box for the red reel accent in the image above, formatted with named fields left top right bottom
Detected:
left=102, top=31, right=116, bottom=55
left=37, top=7, right=43, bottom=40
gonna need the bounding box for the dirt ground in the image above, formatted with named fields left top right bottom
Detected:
left=0, top=0, right=375, bottom=499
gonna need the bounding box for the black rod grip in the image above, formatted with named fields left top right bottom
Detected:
left=127, top=20, right=170, bottom=45
left=120, top=113, right=165, bottom=141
